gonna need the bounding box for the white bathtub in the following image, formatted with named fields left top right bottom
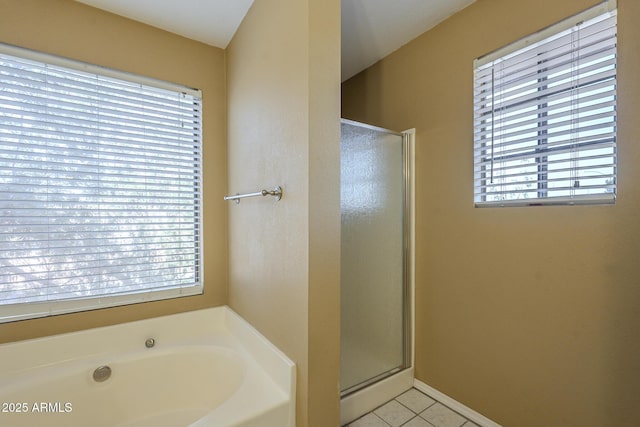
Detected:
left=0, top=306, right=296, bottom=427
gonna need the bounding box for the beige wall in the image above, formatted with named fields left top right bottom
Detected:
left=0, top=0, right=227, bottom=344
left=226, top=0, right=341, bottom=425
left=342, top=0, right=640, bottom=426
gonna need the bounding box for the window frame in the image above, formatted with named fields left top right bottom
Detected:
left=473, top=0, right=617, bottom=207
left=0, top=43, right=204, bottom=323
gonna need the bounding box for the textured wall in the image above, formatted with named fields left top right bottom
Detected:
left=226, top=0, right=341, bottom=425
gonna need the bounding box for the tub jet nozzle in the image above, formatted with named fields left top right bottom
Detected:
left=93, top=365, right=111, bottom=382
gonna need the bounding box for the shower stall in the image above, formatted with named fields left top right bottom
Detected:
left=340, top=119, right=414, bottom=424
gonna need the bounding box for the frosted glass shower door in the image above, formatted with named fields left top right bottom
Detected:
left=340, top=119, right=408, bottom=394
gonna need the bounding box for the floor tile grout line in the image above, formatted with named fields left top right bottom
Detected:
left=398, top=414, right=438, bottom=427
left=393, top=393, right=438, bottom=415
left=393, top=397, right=425, bottom=415
left=347, top=411, right=391, bottom=427
left=421, top=400, right=472, bottom=425
left=377, top=411, right=392, bottom=427
left=392, top=398, right=417, bottom=416
left=349, top=387, right=475, bottom=427
left=374, top=399, right=416, bottom=427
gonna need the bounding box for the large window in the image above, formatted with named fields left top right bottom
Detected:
left=0, top=44, right=203, bottom=322
left=473, top=0, right=617, bottom=207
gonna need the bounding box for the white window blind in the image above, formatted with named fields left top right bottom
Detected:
left=0, top=44, right=203, bottom=322
left=473, top=1, right=617, bottom=207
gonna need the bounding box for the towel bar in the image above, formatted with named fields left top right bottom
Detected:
left=224, top=186, right=282, bottom=204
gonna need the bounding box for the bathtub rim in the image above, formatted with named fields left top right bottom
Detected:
left=0, top=305, right=296, bottom=427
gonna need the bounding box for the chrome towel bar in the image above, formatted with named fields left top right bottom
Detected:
left=224, top=186, right=283, bottom=204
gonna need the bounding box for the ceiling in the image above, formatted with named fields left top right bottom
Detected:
left=340, top=0, right=475, bottom=80
left=76, top=0, right=476, bottom=81
left=75, top=0, right=254, bottom=48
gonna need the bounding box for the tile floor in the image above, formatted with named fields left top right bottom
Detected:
left=345, top=388, right=479, bottom=427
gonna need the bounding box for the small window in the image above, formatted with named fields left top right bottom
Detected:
left=473, top=0, right=617, bottom=207
left=0, top=44, right=203, bottom=322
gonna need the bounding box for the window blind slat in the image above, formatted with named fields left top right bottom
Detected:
left=474, top=76, right=615, bottom=118
left=0, top=240, right=198, bottom=257
left=0, top=117, right=199, bottom=149
left=0, top=101, right=199, bottom=139
left=474, top=31, right=616, bottom=94
left=475, top=150, right=616, bottom=172
left=475, top=105, right=616, bottom=141
left=474, top=162, right=615, bottom=186
left=474, top=97, right=616, bottom=136
left=0, top=145, right=200, bottom=174
left=474, top=140, right=615, bottom=169
left=476, top=13, right=617, bottom=80
left=0, top=132, right=201, bottom=161
left=475, top=67, right=616, bottom=120
left=474, top=18, right=616, bottom=87
left=475, top=123, right=615, bottom=159
left=0, top=88, right=200, bottom=126
left=475, top=52, right=616, bottom=109
left=0, top=65, right=202, bottom=112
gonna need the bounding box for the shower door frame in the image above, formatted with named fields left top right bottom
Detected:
left=339, top=118, right=414, bottom=398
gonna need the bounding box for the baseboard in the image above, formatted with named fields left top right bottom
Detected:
left=413, top=379, right=502, bottom=427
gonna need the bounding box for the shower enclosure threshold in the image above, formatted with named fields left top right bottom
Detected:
left=341, top=366, right=402, bottom=398
left=340, top=367, right=414, bottom=426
